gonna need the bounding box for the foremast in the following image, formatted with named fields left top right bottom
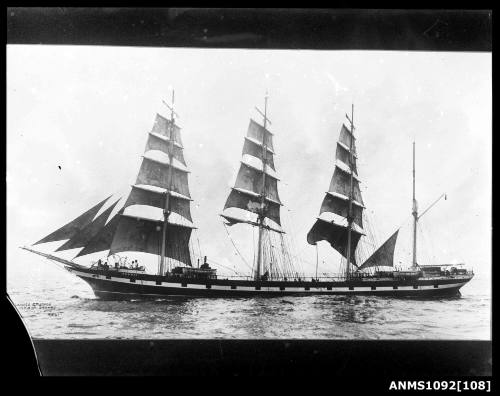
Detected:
left=159, top=91, right=178, bottom=276
left=31, top=95, right=195, bottom=269
left=345, top=104, right=355, bottom=279
left=256, top=92, right=271, bottom=280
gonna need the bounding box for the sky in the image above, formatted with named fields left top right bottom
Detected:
left=7, top=45, right=491, bottom=279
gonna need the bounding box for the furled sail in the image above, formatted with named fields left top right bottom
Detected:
left=307, top=121, right=365, bottom=264
left=220, top=213, right=284, bottom=234
left=358, top=230, right=399, bottom=270
left=33, top=195, right=112, bottom=245
left=222, top=118, right=283, bottom=228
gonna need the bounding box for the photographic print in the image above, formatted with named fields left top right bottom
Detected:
left=7, top=44, right=491, bottom=341
left=5, top=8, right=493, bottom=379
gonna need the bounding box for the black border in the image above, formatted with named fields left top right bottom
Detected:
left=5, top=7, right=493, bottom=380
left=6, top=8, right=492, bottom=51
left=32, top=339, right=492, bottom=376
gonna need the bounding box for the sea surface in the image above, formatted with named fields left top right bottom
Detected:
left=8, top=257, right=491, bottom=340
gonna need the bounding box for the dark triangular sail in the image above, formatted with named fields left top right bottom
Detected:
left=33, top=196, right=111, bottom=245
left=55, top=199, right=120, bottom=252
left=307, top=122, right=365, bottom=264
left=74, top=208, right=124, bottom=258
left=222, top=119, right=282, bottom=229
left=358, top=230, right=399, bottom=270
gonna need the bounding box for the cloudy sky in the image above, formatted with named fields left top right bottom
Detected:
left=7, top=45, right=491, bottom=278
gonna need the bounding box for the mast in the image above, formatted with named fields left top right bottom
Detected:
left=315, top=243, right=319, bottom=279
left=307, top=105, right=365, bottom=270
left=412, top=141, right=418, bottom=269
left=255, top=92, right=270, bottom=280
left=159, top=90, right=176, bottom=276
left=345, top=104, right=355, bottom=279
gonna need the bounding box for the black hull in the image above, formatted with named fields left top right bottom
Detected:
left=90, top=282, right=464, bottom=299
left=68, top=267, right=473, bottom=299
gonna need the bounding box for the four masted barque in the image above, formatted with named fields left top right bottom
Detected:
left=23, top=92, right=473, bottom=298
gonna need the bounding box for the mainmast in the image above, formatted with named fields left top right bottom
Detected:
left=255, top=92, right=270, bottom=280
left=412, top=141, right=418, bottom=269
left=221, top=95, right=284, bottom=278
left=345, top=104, right=355, bottom=279
left=159, top=90, right=177, bottom=276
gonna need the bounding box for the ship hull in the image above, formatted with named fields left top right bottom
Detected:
left=67, top=267, right=473, bottom=299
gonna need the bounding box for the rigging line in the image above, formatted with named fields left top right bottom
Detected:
left=42, top=256, right=68, bottom=273
left=206, top=258, right=246, bottom=276
left=273, top=231, right=287, bottom=278
left=222, top=221, right=252, bottom=271
left=281, top=232, right=294, bottom=277
left=252, top=225, right=256, bottom=275
left=196, top=232, right=203, bottom=262
left=280, top=229, right=298, bottom=276
left=283, top=208, right=303, bottom=268
left=417, top=222, right=434, bottom=266
left=363, top=211, right=379, bottom=248
left=418, top=219, right=437, bottom=264
left=287, top=233, right=302, bottom=276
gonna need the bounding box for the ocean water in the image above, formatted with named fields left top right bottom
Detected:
left=7, top=256, right=491, bottom=340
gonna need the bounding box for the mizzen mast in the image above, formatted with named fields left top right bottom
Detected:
left=306, top=105, right=365, bottom=272
left=412, top=141, right=418, bottom=269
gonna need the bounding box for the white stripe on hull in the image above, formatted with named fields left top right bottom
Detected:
left=68, top=268, right=469, bottom=295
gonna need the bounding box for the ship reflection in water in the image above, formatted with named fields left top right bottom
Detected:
left=9, top=266, right=489, bottom=340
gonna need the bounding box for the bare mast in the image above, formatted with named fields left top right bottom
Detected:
left=345, top=104, right=355, bottom=279
left=159, top=90, right=177, bottom=276
left=255, top=93, right=270, bottom=280
left=412, top=141, right=418, bottom=269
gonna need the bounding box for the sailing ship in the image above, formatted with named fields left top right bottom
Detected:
left=22, top=94, right=473, bottom=298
